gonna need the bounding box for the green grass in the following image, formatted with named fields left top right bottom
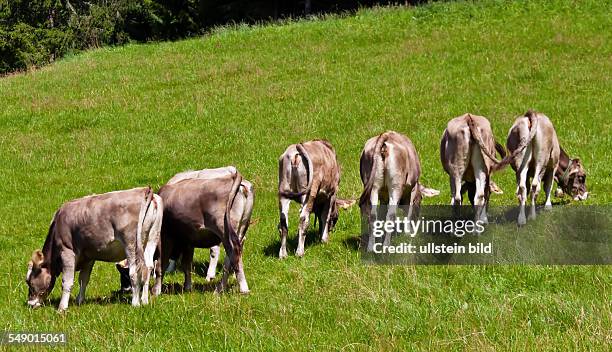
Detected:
left=1, top=0, right=611, bottom=350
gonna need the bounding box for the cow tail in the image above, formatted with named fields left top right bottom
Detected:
left=238, top=183, right=254, bottom=245
left=296, top=143, right=313, bottom=197
left=359, top=133, right=388, bottom=207
left=467, top=114, right=502, bottom=163
left=495, top=110, right=539, bottom=171
left=495, top=141, right=507, bottom=159
left=136, top=186, right=154, bottom=280
left=224, top=170, right=243, bottom=271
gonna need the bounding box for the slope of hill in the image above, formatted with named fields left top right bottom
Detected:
left=0, top=1, right=610, bottom=350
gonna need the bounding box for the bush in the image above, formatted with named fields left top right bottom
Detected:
left=0, top=1, right=401, bottom=74
left=0, top=23, right=74, bottom=73
left=0, top=0, right=159, bottom=74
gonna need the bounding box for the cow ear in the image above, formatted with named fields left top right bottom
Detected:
left=489, top=181, right=503, bottom=195
left=569, top=160, right=582, bottom=175
left=575, top=159, right=585, bottom=171
left=31, top=250, right=44, bottom=268
left=420, top=186, right=440, bottom=197
left=336, top=199, right=356, bottom=210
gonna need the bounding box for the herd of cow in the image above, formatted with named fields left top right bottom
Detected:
left=25, top=110, right=588, bottom=311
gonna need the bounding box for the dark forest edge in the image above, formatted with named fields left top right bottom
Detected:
left=0, top=0, right=426, bottom=75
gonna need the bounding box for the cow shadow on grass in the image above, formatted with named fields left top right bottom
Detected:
left=160, top=260, right=221, bottom=294
left=342, top=236, right=362, bottom=251
left=46, top=291, right=132, bottom=307
left=193, top=260, right=212, bottom=278
left=263, top=229, right=323, bottom=257
left=160, top=281, right=217, bottom=295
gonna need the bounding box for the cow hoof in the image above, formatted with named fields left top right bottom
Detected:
left=517, top=216, right=526, bottom=227
left=57, top=308, right=67, bottom=314
left=239, top=289, right=250, bottom=295
left=295, top=250, right=305, bottom=258
left=205, top=276, right=214, bottom=283
left=544, top=204, right=553, bottom=211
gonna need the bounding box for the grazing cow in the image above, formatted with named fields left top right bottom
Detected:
left=153, top=168, right=252, bottom=294
left=163, top=167, right=253, bottom=283
left=360, top=131, right=439, bottom=251
left=277, top=140, right=342, bottom=258
left=440, top=114, right=507, bottom=223
left=506, top=110, right=588, bottom=225
left=26, top=187, right=163, bottom=311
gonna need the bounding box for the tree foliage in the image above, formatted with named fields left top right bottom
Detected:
left=0, top=1, right=403, bottom=74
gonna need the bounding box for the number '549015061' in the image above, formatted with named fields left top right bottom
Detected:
left=2, top=332, right=66, bottom=344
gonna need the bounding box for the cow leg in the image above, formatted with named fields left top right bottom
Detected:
left=470, top=145, right=489, bottom=223
left=529, top=165, right=543, bottom=220
left=181, top=246, right=194, bottom=292
left=296, top=195, right=313, bottom=257
left=516, top=165, right=530, bottom=226
left=400, top=185, right=421, bottom=235
left=76, top=261, right=94, bottom=306
left=217, top=239, right=236, bottom=294
left=383, top=187, right=402, bottom=247
left=320, top=195, right=336, bottom=244
left=473, top=174, right=488, bottom=224
left=125, top=250, right=142, bottom=307
left=365, top=183, right=382, bottom=252
left=450, top=176, right=463, bottom=217
left=278, top=197, right=290, bottom=259
left=234, top=252, right=249, bottom=294
left=217, top=254, right=231, bottom=293
left=140, top=240, right=157, bottom=304
left=515, top=145, right=531, bottom=226
left=58, top=251, right=76, bottom=311
left=156, top=235, right=172, bottom=295
left=543, top=168, right=555, bottom=210
left=153, top=254, right=162, bottom=296
left=205, top=245, right=220, bottom=282
left=466, top=182, right=476, bottom=206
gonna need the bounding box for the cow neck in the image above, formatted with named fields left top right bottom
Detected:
left=41, top=228, right=60, bottom=277
left=556, top=148, right=571, bottom=182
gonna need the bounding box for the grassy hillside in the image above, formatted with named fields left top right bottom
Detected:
left=1, top=0, right=610, bottom=350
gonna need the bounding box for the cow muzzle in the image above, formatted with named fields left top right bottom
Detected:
left=574, top=192, right=589, bottom=201
left=27, top=298, right=42, bottom=308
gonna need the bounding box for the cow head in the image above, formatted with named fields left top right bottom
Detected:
left=420, top=185, right=440, bottom=198
left=329, top=199, right=356, bottom=232
left=558, top=158, right=588, bottom=201
left=25, top=250, right=55, bottom=308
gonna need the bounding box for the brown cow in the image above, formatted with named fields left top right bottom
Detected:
left=277, top=140, right=342, bottom=258
left=163, top=167, right=253, bottom=283
left=360, top=131, right=439, bottom=251
left=506, top=110, right=588, bottom=225
left=440, top=114, right=507, bottom=223
left=26, top=187, right=163, bottom=311
left=153, top=168, right=252, bottom=294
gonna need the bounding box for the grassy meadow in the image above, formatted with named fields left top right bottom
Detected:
left=0, top=0, right=610, bottom=350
